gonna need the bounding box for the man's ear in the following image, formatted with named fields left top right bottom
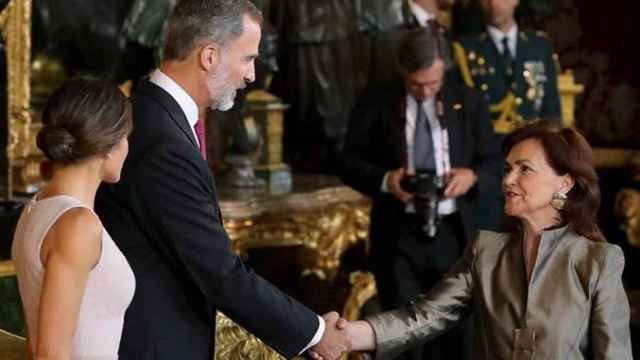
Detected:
left=200, top=44, right=220, bottom=72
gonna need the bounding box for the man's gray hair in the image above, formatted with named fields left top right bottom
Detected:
left=164, top=0, right=263, bottom=61
left=397, top=27, right=442, bottom=74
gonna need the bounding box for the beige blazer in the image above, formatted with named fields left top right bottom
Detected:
left=366, top=228, right=632, bottom=360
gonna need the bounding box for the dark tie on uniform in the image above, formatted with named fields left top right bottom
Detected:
left=194, top=118, right=207, bottom=160
left=414, top=103, right=436, bottom=171
left=502, top=36, right=514, bottom=85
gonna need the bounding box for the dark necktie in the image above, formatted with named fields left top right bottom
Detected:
left=194, top=118, right=207, bottom=160
left=502, top=36, right=514, bottom=85
left=414, top=103, right=436, bottom=171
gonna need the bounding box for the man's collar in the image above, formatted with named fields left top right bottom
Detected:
left=487, top=23, right=518, bottom=41
left=149, top=69, right=200, bottom=129
left=409, top=0, right=436, bottom=26
left=487, top=23, right=518, bottom=53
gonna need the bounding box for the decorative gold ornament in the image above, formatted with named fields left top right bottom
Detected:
left=2, top=0, right=45, bottom=198
left=614, top=188, right=640, bottom=248
left=215, top=312, right=296, bottom=360
left=222, top=183, right=370, bottom=280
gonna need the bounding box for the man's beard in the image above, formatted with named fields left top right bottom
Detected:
left=207, top=65, right=238, bottom=112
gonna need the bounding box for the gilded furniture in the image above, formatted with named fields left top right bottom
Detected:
left=557, top=69, right=584, bottom=127
left=0, top=328, right=25, bottom=360
left=219, top=174, right=370, bottom=281
left=1, top=0, right=44, bottom=199
left=214, top=174, right=370, bottom=359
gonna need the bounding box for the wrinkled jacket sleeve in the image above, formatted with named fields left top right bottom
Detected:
left=591, top=245, right=633, bottom=359
left=365, top=234, right=476, bottom=359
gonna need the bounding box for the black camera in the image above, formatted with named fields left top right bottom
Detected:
left=401, top=169, right=447, bottom=237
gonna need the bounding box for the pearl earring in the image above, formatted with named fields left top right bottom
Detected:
left=550, top=192, right=567, bottom=210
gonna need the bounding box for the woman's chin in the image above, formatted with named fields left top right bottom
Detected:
left=504, top=206, right=520, bottom=218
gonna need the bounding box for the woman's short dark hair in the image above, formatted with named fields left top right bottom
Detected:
left=37, top=77, right=132, bottom=164
left=503, top=120, right=605, bottom=242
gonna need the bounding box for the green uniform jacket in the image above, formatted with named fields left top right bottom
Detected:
left=454, top=30, right=561, bottom=133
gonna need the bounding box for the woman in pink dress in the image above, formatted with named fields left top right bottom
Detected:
left=12, top=78, right=135, bottom=359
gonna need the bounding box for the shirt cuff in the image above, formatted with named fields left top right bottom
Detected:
left=298, top=315, right=326, bottom=354
left=381, top=172, right=390, bottom=193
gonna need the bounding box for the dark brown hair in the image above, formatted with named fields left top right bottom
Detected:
left=37, top=77, right=132, bottom=164
left=397, top=27, right=440, bottom=74
left=164, top=0, right=263, bottom=61
left=503, top=120, right=605, bottom=242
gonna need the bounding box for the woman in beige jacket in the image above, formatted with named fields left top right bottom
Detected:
left=318, top=121, right=633, bottom=360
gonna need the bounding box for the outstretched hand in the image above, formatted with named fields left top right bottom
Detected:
left=308, top=312, right=351, bottom=360
left=308, top=314, right=377, bottom=360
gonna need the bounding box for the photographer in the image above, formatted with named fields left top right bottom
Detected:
left=339, top=27, right=501, bottom=360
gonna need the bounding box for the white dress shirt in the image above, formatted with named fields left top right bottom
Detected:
left=382, top=95, right=456, bottom=215
left=149, top=69, right=201, bottom=146
left=148, top=68, right=326, bottom=354
left=487, top=23, right=518, bottom=57
left=409, top=0, right=436, bottom=27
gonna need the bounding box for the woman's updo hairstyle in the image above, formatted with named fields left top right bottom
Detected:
left=37, top=77, right=132, bottom=164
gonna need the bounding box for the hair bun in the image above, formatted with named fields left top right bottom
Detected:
left=36, top=126, right=76, bottom=162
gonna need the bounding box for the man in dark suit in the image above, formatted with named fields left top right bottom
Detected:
left=339, top=28, right=501, bottom=360
left=95, top=1, right=347, bottom=359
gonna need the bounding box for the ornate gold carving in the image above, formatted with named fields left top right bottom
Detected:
left=342, top=271, right=377, bottom=322
left=341, top=271, right=378, bottom=360
left=215, top=181, right=370, bottom=359
left=0, top=260, right=16, bottom=278
left=2, top=0, right=43, bottom=197
left=215, top=312, right=293, bottom=360
left=592, top=149, right=640, bottom=169
left=0, top=328, right=26, bottom=360
left=615, top=188, right=640, bottom=248
left=222, top=186, right=370, bottom=280
left=558, top=69, right=584, bottom=127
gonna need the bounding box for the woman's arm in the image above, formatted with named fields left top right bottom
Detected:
left=591, top=245, right=633, bottom=359
left=35, top=208, right=102, bottom=360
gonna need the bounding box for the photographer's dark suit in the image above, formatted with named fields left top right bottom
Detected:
left=340, top=79, right=500, bottom=360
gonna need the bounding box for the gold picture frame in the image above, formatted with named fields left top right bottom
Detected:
left=2, top=0, right=44, bottom=200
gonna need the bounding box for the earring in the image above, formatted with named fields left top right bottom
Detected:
left=550, top=192, right=568, bottom=210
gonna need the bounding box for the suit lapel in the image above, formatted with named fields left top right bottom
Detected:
left=392, top=90, right=409, bottom=167
left=137, top=80, right=199, bottom=148
left=439, top=86, right=461, bottom=167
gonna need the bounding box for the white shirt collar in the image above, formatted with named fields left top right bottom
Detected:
left=409, top=0, right=436, bottom=27
left=487, top=23, right=518, bottom=57
left=149, top=69, right=199, bottom=130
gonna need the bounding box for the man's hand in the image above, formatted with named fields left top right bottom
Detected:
left=443, top=168, right=477, bottom=198
left=308, top=312, right=351, bottom=360
left=309, top=316, right=376, bottom=360
left=387, top=168, right=413, bottom=203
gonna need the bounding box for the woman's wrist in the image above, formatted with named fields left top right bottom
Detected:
left=349, top=320, right=376, bottom=352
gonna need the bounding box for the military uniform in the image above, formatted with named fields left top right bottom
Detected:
left=453, top=29, right=561, bottom=134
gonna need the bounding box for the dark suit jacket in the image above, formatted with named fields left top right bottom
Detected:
left=366, top=229, right=633, bottom=360
left=95, top=80, right=318, bottom=360
left=339, top=80, right=501, bottom=255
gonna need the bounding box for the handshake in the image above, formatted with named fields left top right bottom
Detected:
left=308, top=312, right=376, bottom=360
